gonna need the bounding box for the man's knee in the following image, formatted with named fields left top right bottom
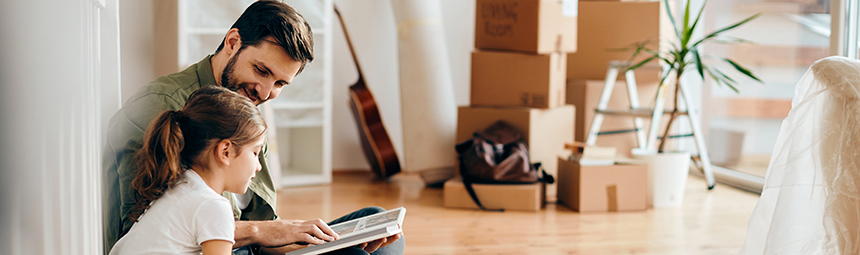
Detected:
left=325, top=247, right=369, bottom=255
left=358, top=206, right=386, bottom=215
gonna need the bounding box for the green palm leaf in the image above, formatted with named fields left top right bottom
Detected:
left=692, top=13, right=761, bottom=48
left=681, top=2, right=691, bottom=47
left=712, top=67, right=738, bottom=84
left=723, top=58, right=762, bottom=82
left=713, top=36, right=755, bottom=44
left=627, top=55, right=662, bottom=71
left=692, top=47, right=704, bottom=80
left=663, top=0, right=682, bottom=39
left=685, top=1, right=708, bottom=47
left=705, top=67, right=739, bottom=93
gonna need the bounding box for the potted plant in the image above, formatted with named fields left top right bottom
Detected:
left=625, top=0, right=761, bottom=207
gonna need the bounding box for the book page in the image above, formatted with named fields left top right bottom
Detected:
left=358, top=209, right=400, bottom=231
left=330, top=219, right=359, bottom=236
left=285, top=207, right=405, bottom=255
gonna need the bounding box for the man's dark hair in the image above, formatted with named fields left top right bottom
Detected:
left=216, top=0, right=314, bottom=73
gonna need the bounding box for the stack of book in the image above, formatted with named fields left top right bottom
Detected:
left=565, top=142, right=617, bottom=166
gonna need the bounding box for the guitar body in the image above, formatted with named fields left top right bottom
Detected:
left=337, top=7, right=401, bottom=178
left=347, top=77, right=401, bottom=178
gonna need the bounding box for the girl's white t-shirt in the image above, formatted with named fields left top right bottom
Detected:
left=109, top=170, right=235, bottom=255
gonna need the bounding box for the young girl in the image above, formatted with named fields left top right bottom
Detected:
left=110, top=86, right=267, bottom=255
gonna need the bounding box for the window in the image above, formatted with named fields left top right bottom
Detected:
left=698, top=0, right=832, bottom=191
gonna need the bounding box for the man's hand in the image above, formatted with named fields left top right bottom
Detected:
left=355, top=233, right=401, bottom=253
left=234, top=219, right=339, bottom=248
left=270, top=219, right=340, bottom=247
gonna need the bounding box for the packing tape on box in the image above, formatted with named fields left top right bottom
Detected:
left=607, top=184, right=618, bottom=212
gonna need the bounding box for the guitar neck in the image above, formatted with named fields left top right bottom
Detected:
left=334, top=6, right=366, bottom=80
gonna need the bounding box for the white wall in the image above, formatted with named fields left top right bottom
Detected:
left=120, top=1, right=157, bottom=102
left=117, top=0, right=476, bottom=171
left=330, top=0, right=474, bottom=170
left=439, top=0, right=475, bottom=107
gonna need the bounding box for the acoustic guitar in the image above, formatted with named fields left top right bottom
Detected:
left=335, top=7, right=402, bottom=179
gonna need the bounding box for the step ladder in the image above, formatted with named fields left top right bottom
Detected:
left=585, top=61, right=716, bottom=189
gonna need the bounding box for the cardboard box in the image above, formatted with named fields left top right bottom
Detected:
left=471, top=50, right=566, bottom=108
left=443, top=177, right=545, bottom=211
left=556, top=157, right=648, bottom=212
left=567, top=1, right=673, bottom=81
left=475, top=0, right=577, bottom=54
left=456, top=105, right=574, bottom=202
left=566, top=79, right=674, bottom=157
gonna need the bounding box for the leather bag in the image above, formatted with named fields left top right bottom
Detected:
left=455, top=121, right=554, bottom=211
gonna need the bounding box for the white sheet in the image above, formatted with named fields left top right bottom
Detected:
left=739, top=56, right=860, bottom=255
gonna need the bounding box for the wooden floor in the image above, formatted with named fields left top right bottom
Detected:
left=719, top=154, right=771, bottom=178
left=276, top=171, right=761, bottom=255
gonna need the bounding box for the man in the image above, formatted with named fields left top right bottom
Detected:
left=102, top=1, right=402, bottom=254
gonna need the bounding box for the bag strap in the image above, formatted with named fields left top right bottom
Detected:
left=532, top=162, right=555, bottom=184
left=459, top=160, right=504, bottom=212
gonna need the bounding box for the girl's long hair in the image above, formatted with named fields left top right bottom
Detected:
left=129, top=85, right=267, bottom=222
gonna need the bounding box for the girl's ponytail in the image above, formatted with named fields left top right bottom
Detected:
left=129, top=110, right=185, bottom=222
left=127, top=85, right=267, bottom=222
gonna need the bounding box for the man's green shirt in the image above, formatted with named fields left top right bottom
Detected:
left=102, top=55, right=279, bottom=253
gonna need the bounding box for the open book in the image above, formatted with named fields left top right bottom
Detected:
left=285, top=207, right=406, bottom=255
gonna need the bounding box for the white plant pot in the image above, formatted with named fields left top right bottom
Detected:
left=631, top=149, right=691, bottom=208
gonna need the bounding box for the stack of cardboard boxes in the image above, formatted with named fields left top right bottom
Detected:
left=444, top=0, right=577, bottom=212
left=445, top=0, right=678, bottom=213
left=556, top=0, right=675, bottom=212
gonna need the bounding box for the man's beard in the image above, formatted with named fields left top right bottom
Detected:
left=221, top=49, right=266, bottom=105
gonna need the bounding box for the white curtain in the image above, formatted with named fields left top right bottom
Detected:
left=740, top=56, right=860, bottom=254
left=0, top=0, right=121, bottom=254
